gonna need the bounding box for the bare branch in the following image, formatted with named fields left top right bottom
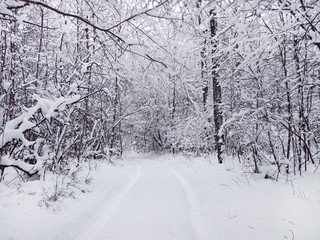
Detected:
left=106, top=0, right=170, bottom=31
left=0, top=16, right=57, bottom=29
left=17, top=0, right=125, bottom=42
left=0, top=164, right=38, bottom=177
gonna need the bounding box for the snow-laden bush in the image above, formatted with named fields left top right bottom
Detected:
left=0, top=94, right=82, bottom=182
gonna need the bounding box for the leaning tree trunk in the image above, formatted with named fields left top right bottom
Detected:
left=210, top=10, right=223, bottom=163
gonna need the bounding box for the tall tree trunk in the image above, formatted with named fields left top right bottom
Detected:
left=9, top=14, right=18, bottom=120
left=171, top=75, right=176, bottom=154
left=201, top=49, right=208, bottom=111
left=110, top=77, right=119, bottom=154
left=35, top=7, right=44, bottom=87
left=210, top=10, right=223, bottom=163
left=294, top=35, right=303, bottom=175
left=0, top=31, right=7, bottom=89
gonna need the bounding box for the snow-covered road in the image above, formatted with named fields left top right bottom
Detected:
left=1, top=154, right=319, bottom=240
left=80, top=158, right=209, bottom=240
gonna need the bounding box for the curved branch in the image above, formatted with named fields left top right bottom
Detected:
left=0, top=164, right=38, bottom=177
left=106, top=0, right=170, bottom=31
left=17, top=0, right=124, bottom=42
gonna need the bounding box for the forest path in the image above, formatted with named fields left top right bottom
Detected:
left=80, top=156, right=209, bottom=240
left=1, top=155, right=319, bottom=240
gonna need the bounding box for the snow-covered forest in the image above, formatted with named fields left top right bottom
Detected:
left=0, top=0, right=320, bottom=239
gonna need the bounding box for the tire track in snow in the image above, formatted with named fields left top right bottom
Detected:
left=78, top=161, right=142, bottom=240
left=157, top=160, right=212, bottom=240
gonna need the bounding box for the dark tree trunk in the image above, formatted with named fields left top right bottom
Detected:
left=210, top=10, right=223, bottom=163
left=201, top=49, right=208, bottom=110
left=35, top=7, right=44, bottom=87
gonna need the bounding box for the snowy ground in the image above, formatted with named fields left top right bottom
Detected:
left=0, top=154, right=319, bottom=240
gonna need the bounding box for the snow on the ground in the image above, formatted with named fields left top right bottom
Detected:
left=0, top=154, right=319, bottom=240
